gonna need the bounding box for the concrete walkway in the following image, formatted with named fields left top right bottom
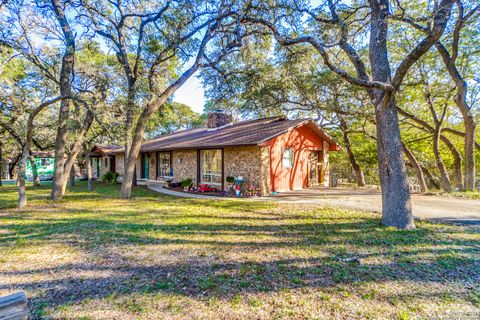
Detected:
left=147, top=183, right=220, bottom=199
left=146, top=182, right=480, bottom=225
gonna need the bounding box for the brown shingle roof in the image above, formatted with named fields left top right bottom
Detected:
left=109, top=117, right=339, bottom=154
left=90, top=144, right=122, bottom=156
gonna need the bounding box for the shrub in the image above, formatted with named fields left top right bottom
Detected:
left=102, top=171, right=119, bottom=184
left=181, top=178, right=193, bottom=187
left=226, top=176, right=235, bottom=183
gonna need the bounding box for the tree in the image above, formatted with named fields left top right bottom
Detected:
left=17, top=96, right=64, bottom=208
left=395, top=0, right=479, bottom=191
left=145, top=102, right=205, bottom=138
left=81, top=0, right=252, bottom=198
left=202, top=43, right=371, bottom=187
left=241, top=0, right=455, bottom=228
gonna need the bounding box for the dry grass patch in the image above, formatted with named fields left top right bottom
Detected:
left=0, top=182, right=479, bottom=319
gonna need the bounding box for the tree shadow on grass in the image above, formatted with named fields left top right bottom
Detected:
left=1, top=182, right=479, bottom=318
left=0, top=213, right=479, bottom=319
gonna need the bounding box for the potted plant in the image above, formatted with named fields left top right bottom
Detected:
left=181, top=178, right=193, bottom=191
left=235, top=184, right=241, bottom=197
left=226, top=176, right=235, bottom=186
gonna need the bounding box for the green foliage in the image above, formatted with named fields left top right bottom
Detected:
left=102, top=171, right=119, bottom=184
left=145, top=102, right=205, bottom=138
left=181, top=178, right=193, bottom=187
left=226, top=176, right=235, bottom=183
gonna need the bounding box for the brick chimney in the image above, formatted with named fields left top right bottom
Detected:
left=207, top=110, right=233, bottom=128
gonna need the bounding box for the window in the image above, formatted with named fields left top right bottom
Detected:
left=157, top=152, right=172, bottom=177
left=282, top=148, right=294, bottom=169
left=200, top=149, right=222, bottom=186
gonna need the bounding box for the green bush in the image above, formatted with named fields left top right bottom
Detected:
left=226, top=176, right=235, bottom=183
left=102, top=171, right=119, bottom=184
left=181, top=178, right=193, bottom=187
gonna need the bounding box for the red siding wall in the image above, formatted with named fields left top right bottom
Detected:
left=263, top=124, right=325, bottom=192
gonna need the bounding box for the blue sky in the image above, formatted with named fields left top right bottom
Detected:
left=172, top=71, right=206, bottom=113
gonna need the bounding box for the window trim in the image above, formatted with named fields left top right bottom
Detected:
left=156, top=151, right=173, bottom=179
left=198, top=148, right=224, bottom=188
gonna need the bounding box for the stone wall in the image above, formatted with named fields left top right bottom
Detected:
left=148, top=152, right=156, bottom=180
left=259, top=146, right=271, bottom=195
left=115, top=155, right=124, bottom=176
left=112, top=147, right=273, bottom=195
left=172, top=150, right=197, bottom=184
left=100, top=156, right=110, bottom=177
left=224, top=146, right=271, bottom=195
left=207, top=111, right=232, bottom=128
left=114, top=154, right=141, bottom=180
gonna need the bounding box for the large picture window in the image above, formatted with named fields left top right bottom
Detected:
left=157, top=152, right=172, bottom=178
left=282, top=148, right=294, bottom=169
left=200, top=149, right=222, bottom=186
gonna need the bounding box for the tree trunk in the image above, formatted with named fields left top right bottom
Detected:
left=124, top=86, right=135, bottom=176
left=433, top=127, right=452, bottom=192
left=0, top=142, right=3, bottom=187
left=50, top=0, right=75, bottom=200
left=59, top=111, right=94, bottom=196
left=68, top=165, right=75, bottom=188
left=84, top=145, right=93, bottom=191
left=369, top=0, right=413, bottom=229
left=402, top=144, right=427, bottom=193
left=18, top=97, right=62, bottom=209
left=436, top=43, right=476, bottom=191
left=29, top=156, right=41, bottom=187
left=120, top=62, right=200, bottom=198
left=375, top=99, right=414, bottom=228
left=421, top=165, right=440, bottom=190
left=338, top=115, right=366, bottom=187
left=463, top=116, right=476, bottom=190
left=440, top=136, right=463, bottom=190
left=17, top=152, right=27, bottom=209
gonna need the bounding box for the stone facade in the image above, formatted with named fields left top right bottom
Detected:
left=172, top=150, right=198, bottom=184
left=115, top=154, right=124, bottom=176
left=114, top=154, right=141, bottom=179
left=111, top=143, right=323, bottom=195
left=148, top=152, right=156, bottom=180
left=207, top=111, right=232, bottom=128
left=224, top=146, right=263, bottom=190
left=259, top=146, right=271, bottom=195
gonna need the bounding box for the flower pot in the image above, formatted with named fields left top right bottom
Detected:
left=235, top=190, right=241, bottom=197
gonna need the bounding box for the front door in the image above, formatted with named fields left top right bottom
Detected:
left=308, top=151, right=320, bottom=187
left=110, top=155, right=116, bottom=173
left=141, top=153, right=149, bottom=179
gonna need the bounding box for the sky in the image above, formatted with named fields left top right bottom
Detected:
left=172, top=71, right=206, bottom=114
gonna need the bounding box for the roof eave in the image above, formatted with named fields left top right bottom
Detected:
left=256, top=120, right=341, bottom=150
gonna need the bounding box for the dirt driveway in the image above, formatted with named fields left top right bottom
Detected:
left=267, top=187, right=480, bottom=225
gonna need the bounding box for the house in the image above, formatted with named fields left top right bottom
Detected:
left=26, top=151, right=56, bottom=181
left=105, top=112, right=340, bottom=196
left=86, top=144, right=121, bottom=179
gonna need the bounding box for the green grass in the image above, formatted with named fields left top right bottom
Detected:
left=428, top=190, right=480, bottom=200
left=0, top=182, right=479, bottom=319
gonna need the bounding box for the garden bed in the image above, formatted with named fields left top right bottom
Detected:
left=167, top=185, right=261, bottom=198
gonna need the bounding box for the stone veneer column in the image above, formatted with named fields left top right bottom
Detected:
left=172, top=150, right=198, bottom=183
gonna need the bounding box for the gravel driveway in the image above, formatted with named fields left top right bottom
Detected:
left=268, top=187, right=480, bottom=225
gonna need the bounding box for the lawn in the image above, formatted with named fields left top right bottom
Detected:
left=0, top=182, right=479, bottom=319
